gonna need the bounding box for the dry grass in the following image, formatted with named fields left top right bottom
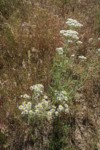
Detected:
left=0, top=0, right=100, bottom=150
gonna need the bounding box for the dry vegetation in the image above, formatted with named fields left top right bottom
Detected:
left=0, top=0, right=100, bottom=150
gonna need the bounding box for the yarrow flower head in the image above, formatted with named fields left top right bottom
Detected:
left=20, top=94, right=30, bottom=99
left=56, top=47, right=64, bottom=55
left=30, top=84, right=44, bottom=95
left=66, top=18, right=83, bottom=28
left=60, top=29, right=79, bottom=40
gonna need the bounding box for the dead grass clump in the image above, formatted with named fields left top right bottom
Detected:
left=0, top=5, right=64, bottom=149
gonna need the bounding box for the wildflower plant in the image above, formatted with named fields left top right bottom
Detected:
left=50, top=18, right=84, bottom=101
left=60, top=29, right=79, bottom=40
left=19, top=101, right=32, bottom=115
left=30, top=84, right=44, bottom=101
left=20, top=94, right=31, bottom=99
left=55, top=90, right=68, bottom=102
left=56, top=47, right=64, bottom=55
left=18, top=83, right=69, bottom=124
left=66, top=18, right=83, bottom=28
left=48, top=18, right=85, bottom=149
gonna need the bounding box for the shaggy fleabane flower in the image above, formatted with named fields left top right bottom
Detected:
left=55, top=111, right=59, bottom=116
left=56, top=47, right=64, bottom=55
left=18, top=101, right=32, bottom=115
left=65, top=108, right=69, bottom=114
left=41, top=100, right=49, bottom=109
left=30, top=84, right=44, bottom=96
left=64, top=104, right=69, bottom=109
left=55, top=103, right=69, bottom=116
left=35, top=103, right=43, bottom=111
left=64, top=104, right=69, bottom=113
left=30, top=84, right=44, bottom=92
left=35, top=99, right=49, bottom=113
left=55, top=90, right=68, bottom=102
left=47, top=111, right=53, bottom=120
left=20, top=94, right=30, bottom=99
left=29, top=110, right=34, bottom=115
left=50, top=108, right=56, bottom=114
left=57, top=105, right=64, bottom=112
left=66, top=18, right=83, bottom=28
left=34, top=100, right=55, bottom=120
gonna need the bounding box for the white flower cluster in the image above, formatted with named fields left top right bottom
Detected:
left=30, top=84, right=44, bottom=97
left=55, top=90, right=68, bottom=102
left=19, top=98, right=69, bottom=121
left=60, top=18, right=83, bottom=42
left=18, top=84, right=69, bottom=121
left=56, top=47, right=64, bottom=55
left=67, top=40, right=73, bottom=43
left=66, top=18, right=83, bottom=28
left=78, top=55, right=87, bottom=60
left=97, top=48, right=100, bottom=52
left=35, top=99, right=49, bottom=112
left=54, top=90, right=69, bottom=116
left=18, top=101, right=32, bottom=115
left=34, top=99, right=69, bottom=119
left=34, top=98, right=56, bottom=120
left=55, top=103, right=69, bottom=117
left=60, top=29, right=79, bottom=40
left=20, top=94, right=30, bottom=99
left=76, top=41, right=83, bottom=44
left=60, top=30, right=67, bottom=34
left=19, top=86, right=55, bottom=121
